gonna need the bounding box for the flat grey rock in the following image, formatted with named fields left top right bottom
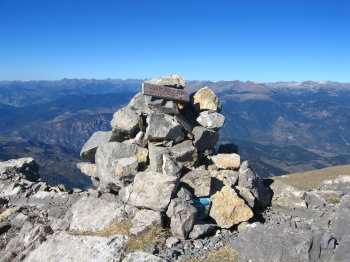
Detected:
left=145, top=113, right=184, bottom=143
left=120, top=171, right=178, bottom=211
left=144, top=75, right=186, bottom=89
left=180, top=170, right=211, bottom=197
left=196, top=111, right=225, bottom=130
left=170, top=140, right=198, bottom=168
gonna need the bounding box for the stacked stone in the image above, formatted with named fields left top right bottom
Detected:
left=77, top=75, right=270, bottom=240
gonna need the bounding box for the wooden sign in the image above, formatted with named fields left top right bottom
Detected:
left=142, top=83, right=190, bottom=102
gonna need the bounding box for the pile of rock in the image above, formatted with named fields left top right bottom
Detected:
left=78, top=75, right=271, bottom=239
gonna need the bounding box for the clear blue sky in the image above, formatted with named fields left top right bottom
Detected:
left=0, top=0, right=349, bottom=82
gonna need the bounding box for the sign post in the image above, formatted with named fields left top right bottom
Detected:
left=142, top=83, right=190, bottom=103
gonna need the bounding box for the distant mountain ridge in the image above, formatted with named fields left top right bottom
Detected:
left=1, top=79, right=350, bottom=188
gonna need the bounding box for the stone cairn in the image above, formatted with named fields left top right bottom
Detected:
left=77, top=75, right=271, bottom=240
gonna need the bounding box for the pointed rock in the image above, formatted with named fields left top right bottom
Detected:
left=80, top=131, right=112, bottom=162
left=191, top=87, right=222, bottom=112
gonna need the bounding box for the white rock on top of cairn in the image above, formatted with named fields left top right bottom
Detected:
left=77, top=74, right=271, bottom=239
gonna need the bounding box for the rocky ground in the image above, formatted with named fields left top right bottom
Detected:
left=0, top=76, right=349, bottom=262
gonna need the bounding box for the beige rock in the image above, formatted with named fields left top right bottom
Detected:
left=192, top=87, right=222, bottom=112
left=212, top=153, right=240, bottom=170
left=210, top=185, right=253, bottom=228
left=0, top=206, right=21, bottom=220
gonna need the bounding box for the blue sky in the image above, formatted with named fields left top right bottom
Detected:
left=0, top=0, right=349, bottom=82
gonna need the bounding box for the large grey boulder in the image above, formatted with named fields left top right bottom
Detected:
left=128, top=92, right=179, bottom=115
left=192, top=126, right=219, bottom=151
left=110, top=107, right=143, bottom=137
left=166, top=198, right=197, bottom=239
left=180, top=170, right=211, bottom=197
left=238, top=161, right=271, bottom=208
left=170, top=140, right=198, bottom=168
left=231, top=223, right=313, bottom=262
left=0, top=157, right=39, bottom=182
left=145, top=113, right=184, bottom=143
left=196, top=111, right=225, bottom=130
left=144, top=75, right=186, bottom=89
left=23, top=232, right=128, bottom=262
left=191, top=87, right=222, bottom=112
left=80, top=131, right=112, bottom=162
left=120, top=171, right=178, bottom=211
left=95, top=142, right=147, bottom=191
left=69, top=195, right=127, bottom=233
left=331, top=234, right=350, bottom=262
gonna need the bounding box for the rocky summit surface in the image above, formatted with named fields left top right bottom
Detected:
left=0, top=75, right=349, bottom=262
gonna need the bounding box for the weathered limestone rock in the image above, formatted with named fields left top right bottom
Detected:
left=189, top=223, right=216, bottom=239
left=80, top=131, right=112, bottom=162
left=162, top=154, right=183, bottom=177
left=238, top=161, right=271, bottom=208
left=130, top=209, right=163, bottom=236
left=192, top=126, right=219, bottom=151
left=95, top=142, right=147, bottom=191
left=23, top=232, right=128, bottom=262
left=212, top=153, right=240, bottom=170
left=166, top=198, right=197, bottom=239
left=191, top=87, right=222, bottom=112
left=128, top=92, right=179, bottom=115
left=170, top=140, right=198, bottom=168
left=69, top=195, right=127, bottom=232
left=0, top=157, right=39, bottom=182
left=120, top=171, right=178, bottom=211
left=331, top=195, right=350, bottom=242
left=122, top=251, right=167, bottom=262
left=77, top=162, right=98, bottom=178
left=134, top=131, right=148, bottom=147
left=210, top=170, right=239, bottom=187
left=115, top=156, right=138, bottom=183
left=180, top=170, right=211, bottom=197
left=148, top=143, right=170, bottom=172
left=110, top=107, right=143, bottom=137
left=196, top=111, right=225, bottom=130
left=235, top=186, right=256, bottom=208
left=145, top=75, right=186, bottom=89
left=145, top=113, right=184, bottom=143
left=230, top=223, right=313, bottom=262
left=210, top=185, right=253, bottom=228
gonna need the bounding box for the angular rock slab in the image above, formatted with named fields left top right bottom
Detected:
left=196, top=111, right=225, bottom=130
left=69, top=195, right=126, bottom=232
left=23, top=231, right=128, bottom=262
left=120, top=171, right=178, bottom=212
left=110, top=106, right=143, bottom=136
left=162, top=154, right=183, bottom=177
left=145, top=113, right=184, bottom=143
left=238, top=161, right=271, bottom=208
left=192, top=126, right=219, bottom=151
left=209, top=185, right=253, bottom=228
left=189, top=223, right=217, bottom=239
left=80, top=131, right=112, bottom=162
left=212, top=153, right=240, bottom=170
left=180, top=170, right=211, bottom=197
left=191, top=87, right=222, bottom=112
left=115, top=156, right=139, bottom=183
left=144, top=75, right=186, bottom=89
left=95, top=142, right=147, bottom=191
left=166, top=198, right=197, bottom=239
left=128, top=92, right=179, bottom=115
left=230, top=223, right=313, bottom=262
left=148, top=143, right=170, bottom=172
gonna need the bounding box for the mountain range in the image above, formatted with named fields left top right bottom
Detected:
left=0, top=79, right=350, bottom=189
